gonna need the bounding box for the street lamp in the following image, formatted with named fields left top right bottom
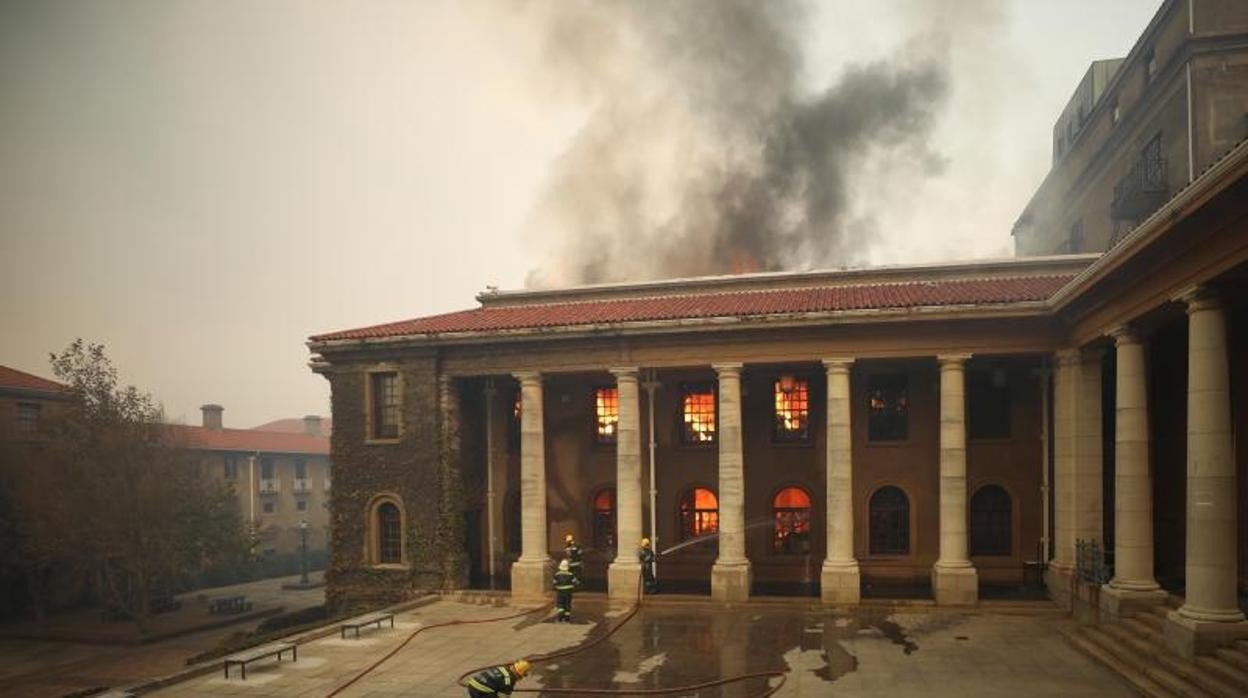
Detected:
left=298, top=519, right=309, bottom=586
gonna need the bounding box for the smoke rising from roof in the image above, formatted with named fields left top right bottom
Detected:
left=519, top=0, right=958, bottom=287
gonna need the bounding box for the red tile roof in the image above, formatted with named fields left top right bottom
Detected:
left=312, top=274, right=1076, bottom=342
left=168, top=424, right=329, bottom=454
left=0, top=365, right=68, bottom=394
left=251, top=417, right=333, bottom=437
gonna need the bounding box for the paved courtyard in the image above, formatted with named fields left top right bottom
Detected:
left=153, top=597, right=1138, bottom=697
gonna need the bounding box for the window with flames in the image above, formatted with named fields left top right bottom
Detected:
left=679, top=487, right=719, bottom=541
left=773, top=375, right=810, bottom=441
left=773, top=487, right=812, bottom=554
left=594, top=387, right=619, bottom=443
left=681, top=383, right=716, bottom=443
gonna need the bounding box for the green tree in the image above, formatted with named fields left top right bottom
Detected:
left=39, top=340, right=244, bottom=630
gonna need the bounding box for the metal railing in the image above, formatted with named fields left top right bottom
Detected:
left=259, top=478, right=279, bottom=494
left=293, top=478, right=311, bottom=494
left=1111, top=155, right=1167, bottom=220
left=1075, top=538, right=1113, bottom=586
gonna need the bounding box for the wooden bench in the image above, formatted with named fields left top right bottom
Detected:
left=209, top=595, right=252, bottom=615
left=223, top=642, right=297, bottom=679
left=340, top=611, right=395, bottom=639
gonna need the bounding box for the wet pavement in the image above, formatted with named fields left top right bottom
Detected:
left=148, top=595, right=1137, bottom=697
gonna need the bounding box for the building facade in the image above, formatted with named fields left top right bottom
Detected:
left=1014, top=0, right=1248, bottom=255
left=173, top=406, right=333, bottom=556
left=0, top=366, right=70, bottom=446
left=310, top=137, right=1248, bottom=657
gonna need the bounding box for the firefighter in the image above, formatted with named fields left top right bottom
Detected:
left=465, top=659, right=530, bottom=696
left=553, top=558, right=579, bottom=622
left=638, top=537, right=657, bottom=594
left=563, top=533, right=584, bottom=580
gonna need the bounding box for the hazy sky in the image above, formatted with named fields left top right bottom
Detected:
left=0, top=0, right=1162, bottom=428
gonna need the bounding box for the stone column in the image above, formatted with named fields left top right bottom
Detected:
left=1046, top=350, right=1078, bottom=603
left=1101, top=326, right=1166, bottom=621
left=711, top=363, right=751, bottom=602
left=510, top=371, right=551, bottom=602
left=438, top=375, right=468, bottom=589
left=608, top=367, right=643, bottom=602
left=932, top=354, right=978, bottom=605
left=821, top=358, right=859, bottom=604
left=1164, top=287, right=1248, bottom=657
left=1073, top=348, right=1104, bottom=550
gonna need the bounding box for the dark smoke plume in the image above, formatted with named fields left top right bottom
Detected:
left=519, top=0, right=953, bottom=287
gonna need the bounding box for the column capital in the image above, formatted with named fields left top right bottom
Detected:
left=1174, top=285, right=1221, bottom=314
left=512, top=370, right=542, bottom=385
left=1055, top=348, right=1082, bottom=366
left=937, top=353, right=972, bottom=367
left=821, top=357, right=855, bottom=371
left=609, top=366, right=640, bottom=380
left=1108, top=324, right=1141, bottom=346
left=712, top=362, right=744, bottom=376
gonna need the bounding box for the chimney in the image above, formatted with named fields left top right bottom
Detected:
left=201, top=404, right=224, bottom=430
left=303, top=415, right=323, bottom=437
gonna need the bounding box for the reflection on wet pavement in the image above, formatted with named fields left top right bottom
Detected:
left=524, top=600, right=1134, bottom=697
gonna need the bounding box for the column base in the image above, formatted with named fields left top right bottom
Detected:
left=1044, top=564, right=1074, bottom=610
left=932, top=563, right=978, bottom=606
left=1163, top=610, right=1248, bottom=659
left=607, top=562, right=642, bottom=605
left=1099, top=584, right=1167, bottom=623
left=711, top=561, right=752, bottom=603
left=509, top=558, right=552, bottom=604
left=820, top=561, right=861, bottom=605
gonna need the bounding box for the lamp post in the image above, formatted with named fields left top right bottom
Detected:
left=298, top=519, right=309, bottom=586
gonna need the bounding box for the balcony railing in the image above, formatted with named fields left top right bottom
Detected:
left=1111, top=155, right=1168, bottom=221
left=259, top=479, right=279, bottom=495
left=324, top=478, right=332, bottom=492
left=293, top=479, right=311, bottom=494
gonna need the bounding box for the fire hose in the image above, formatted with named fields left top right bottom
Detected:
left=326, top=572, right=788, bottom=697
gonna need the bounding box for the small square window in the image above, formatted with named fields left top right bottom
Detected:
left=681, top=383, right=716, bottom=444
left=371, top=371, right=400, bottom=439
left=868, top=373, right=909, bottom=442
left=594, top=387, right=619, bottom=443
left=223, top=457, right=238, bottom=480
left=773, top=376, right=810, bottom=442
left=296, top=500, right=307, bottom=511
left=262, top=501, right=275, bottom=514
left=15, top=403, right=40, bottom=437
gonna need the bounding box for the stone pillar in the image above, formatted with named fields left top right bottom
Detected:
left=437, top=375, right=468, bottom=589
left=510, top=371, right=551, bottom=602
left=711, top=363, right=751, bottom=602
left=1164, top=287, right=1248, bottom=657
left=608, top=367, right=644, bottom=602
left=1046, top=350, right=1078, bottom=603
left=1074, top=348, right=1104, bottom=549
left=821, top=358, right=859, bottom=604
left=1101, top=326, right=1166, bottom=621
left=932, top=354, right=978, bottom=605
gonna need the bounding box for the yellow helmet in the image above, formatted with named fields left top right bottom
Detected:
left=513, top=659, right=531, bottom=677
left=641, top=537, right=650, bottom=547
left=564, top=533, right=575, bottom=544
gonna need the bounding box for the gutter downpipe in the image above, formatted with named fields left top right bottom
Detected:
left=1039, top=362, right=1052, bottom=562
left=484, top=379, right=497, bottom=589
left=642, top=372, right=661, bottom=580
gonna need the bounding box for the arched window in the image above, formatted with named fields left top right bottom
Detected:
left=773, top=487, right=812, bottom=554
left=869, top=486, right=910, bottom=555
left=593, top=488, right=616, bottom=551
left=377, top=502, right=402, bottom=564
left=970, top=485, right=1012, bottom=556
left=679, top=488, right=719, bottom=541
left=505, top=490, right=521, bottom=554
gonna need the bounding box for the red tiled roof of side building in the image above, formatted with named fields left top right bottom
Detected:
left=167, top=424, right=329, bottom=455
left=251, top=417, right=333, bottom=437
left=0, top=365, right=69, bottom=394
left=311, top=274, right=1077, bottom=342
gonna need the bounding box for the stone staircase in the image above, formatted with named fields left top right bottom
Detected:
left=1068, top=600, right=1248, bottom=697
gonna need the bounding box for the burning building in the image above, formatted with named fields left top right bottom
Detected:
left=310, top=131, right=1248, bottom=660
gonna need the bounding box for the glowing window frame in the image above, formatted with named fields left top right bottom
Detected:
left=680, top=382, right=717, bottom=444
left=594, top=387, right=620, bottom=444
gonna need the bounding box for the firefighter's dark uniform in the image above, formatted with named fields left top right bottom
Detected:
left=553, top=568, right=579, bottom=622
left=565, top=541, right=584, bottom=579
left=466, top=665, right=520, bottom=696
left=639, top=545, right=657, bottom=594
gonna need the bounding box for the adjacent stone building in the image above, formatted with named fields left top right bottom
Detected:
left=0, top=366, right=70, bottom=446
left=1014, top=0, right=1248, bottom=255
left=171, top=406, right=333, bottom=556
